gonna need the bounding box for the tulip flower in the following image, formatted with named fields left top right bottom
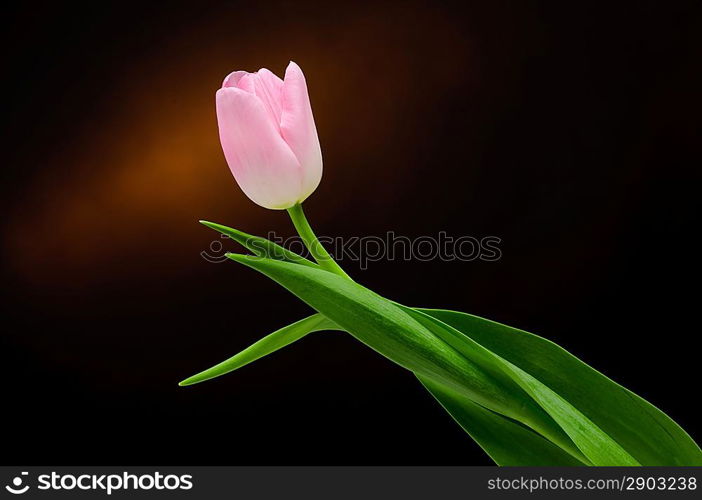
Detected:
left=186, top=60, right=702, bottom=467
left=215, top=61, right=322, bottom=210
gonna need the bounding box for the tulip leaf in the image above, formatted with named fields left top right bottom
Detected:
left=179, top=313, right=337, bottom=386
left=417, top=375, right=587, bottom=466
left=179, top=306, right=586, bottom=465
left=401, top=307, right=638, bottom=466
left=223, top=253, right=590, bottom=462
left=416, top=308, right=702, bottom=466
left=222, top=254, right=524, bottom=413
left=184, top=251, right=701, bottom=466
left=200, top=220, right=318, bottom=268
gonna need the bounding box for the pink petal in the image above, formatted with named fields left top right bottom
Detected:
left=236, top=73, right=256, bottom=94
left=251, top=68, right=284, bottom=128
left=222, top=71, right=249, bottom=88
left=216, top=86, right=303, bottom=209
left=280, top=61, right=323, bottom=202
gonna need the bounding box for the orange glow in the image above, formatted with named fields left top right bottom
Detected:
left=4, top=4, right=468, bottom=289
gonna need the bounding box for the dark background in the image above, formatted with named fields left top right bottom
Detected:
left=1, top=0, right=700, bottom=464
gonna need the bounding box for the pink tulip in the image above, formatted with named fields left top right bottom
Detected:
left=215, top=61, right=323, bottom=209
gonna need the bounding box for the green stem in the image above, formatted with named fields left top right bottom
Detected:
left=287, top=204, right=350, bottom=279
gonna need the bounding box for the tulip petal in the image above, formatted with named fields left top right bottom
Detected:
left=252, top=69, right=284, bottom=127
left=236, top=73, right=256, bottom=94
left=280, top=61, right=323, bottom=202
left=222, top=71, right=249, bottom=89
left=216, top=87, right=303, bottom=209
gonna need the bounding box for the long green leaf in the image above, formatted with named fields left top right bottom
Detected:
left=402, top=307, right=638, bottom=465
left=417, top=308, right=702, bottom=466
left=418, top=375, right=587, bottom=466
left=179, top=314, right=338, bottom=386
left=180, top=308, right=585, bottom=465
left=184, top=250, right=701, bottom=465
left=224, top=253, right=582, bottom=459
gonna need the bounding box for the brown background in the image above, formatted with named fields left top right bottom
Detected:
left=1, top=0, right=700, bottom=464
